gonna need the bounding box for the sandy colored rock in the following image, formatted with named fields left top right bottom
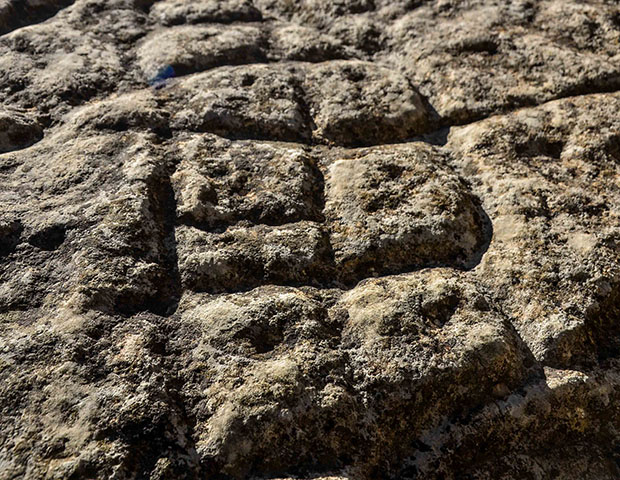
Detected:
left=1, top=0, right=620, bottom=479
left=150, top=0, right=262, bottom=26
left=323, top=143, right=489, bottom=282
left=384, top=0, right=620, bottom=124
left=176, top=221, right=332, bottom=292
left=137, top=24, right=266, bottom=81
left=166, top=270, right=530, bottom=478
left=0, top=107, right=43, bottom=153
left=167, top=64, right=311, bottom=142
left=448, top=92, right=620, bottom=368
left=165, top=60, right=431, bottom=146
left=268, top=25, right=353, bottom=63
left=171, top=135, right=323, bottom=228
left=303, top=60, right=431, bottom=145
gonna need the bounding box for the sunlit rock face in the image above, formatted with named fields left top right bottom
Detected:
left=1, top=1, right=619, bottom=479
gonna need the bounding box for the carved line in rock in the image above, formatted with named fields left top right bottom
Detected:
left=17, top=85, right=620, bottom=318
left=78, top=159, right=184, bottom=318
left=174, top=206, right=493, bottom=296
left=152, top=266, right=540, bottom=480
left=135, top=16, right=360, bottom=84
left=153, top=60, right=433, bottom=147
left=21, top=69, right=620, bottom=318
left=116, top=61, right=620, bottom=153
left=73, top=139, right=494, bottom=318
left=3, top=0, right=620, bottom=147
left=44, top=91, right=502, bottom=317
left=88, top=73, right=620, bottom=152
left=169, top=143, right=495, bottom=297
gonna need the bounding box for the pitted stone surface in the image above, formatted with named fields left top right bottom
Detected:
left=168, top=270, right=530, bottom=479
left=1, top=1, right=620, bottom=480
left=136, top=24, right=266, bottom=80
left=302, top=61, right=430, bottom=145
left=150, top=0, right=262, bottom=26
left=165, top=61, right=431, bottom=145
left=176, top=221, right=333, bottom=292
left=323, top=144, right=488, bottom=282
left=171, top=135, right=323, bottom=228
left=170, top=139, right=486, bottom=292
left=383, top=0, right=620, bottom=124
left=167, top=64, right=311, bottom=142
left=447, top=93, right=620, bottom=369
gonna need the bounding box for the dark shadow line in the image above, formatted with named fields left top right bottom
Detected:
left=0, top=0, right=76, bottom=37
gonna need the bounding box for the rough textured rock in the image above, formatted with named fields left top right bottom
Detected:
left=150, top=0, right=262, bottom=26
left=136, top=24, right=266, bottom=81
left=176, top=221, right=333, bottom=292
left=164, top=60, right=431, bottom=145
left=1, top=1, right=620, bottom=479
left=383, top=0, right=620, bottom=124
left=168, top=270, right=531, bottom=479
left=0, top=0, right=74, bottom=35
left=323, top=143, right=489, bottom=282
left=0, top=107, right=43, bottom=153
left=302, top=61, right=430, bottom=145
left=448, top=93, right=620, bottom=369
left=171, top=135, right=323, bottom=228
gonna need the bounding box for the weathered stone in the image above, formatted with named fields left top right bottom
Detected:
left=448, top=93, right=620, bottom=368
left=401, top=364, right=620, bottom=479
left=2, top=0, right=620, bottom=478
left=0, top=21, right=127, bottom=119
left=171, top=135, right=323, bottom=228
left=303, top=60, right=431, bottom=145
left=384, top=0, right=620, bottom=124
left=164, top=61, right=431, bottom=146
left=65, top=90, right=170, bottom=134
left=0, top=125, right=178, bottom=316
left=268, top=25, right=353, bottom=62
left=137, top=24, right=266, bottom=81
left=0, top=107, right=43, bottom=153
left=254, top=0, right=376, bottom=28
left=150, top=0, right=262, bottom=26
left=176, top=221, right=332, bottom=292
left=0, top=0, right=73, bottom=35
left=163, top=270, right=530, bottom=478
left=324, top=143, right=489, bottom=283
left=167, top=64, right=311, bottom=142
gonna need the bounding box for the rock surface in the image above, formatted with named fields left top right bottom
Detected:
left=0, top=1, right=619, bottom=479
